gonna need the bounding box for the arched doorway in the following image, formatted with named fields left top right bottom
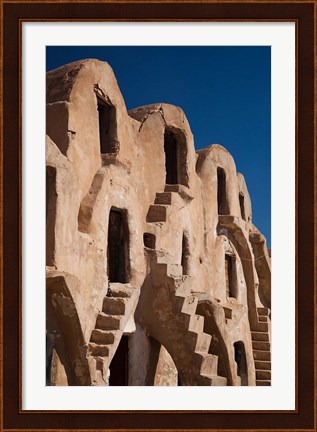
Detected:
left=234, top=341, right=248, bottom=386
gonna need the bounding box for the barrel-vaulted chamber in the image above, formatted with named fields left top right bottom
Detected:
left=46, top=59, right=271, bottom=387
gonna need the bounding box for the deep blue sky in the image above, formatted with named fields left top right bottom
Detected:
left=47, top=46, right=271, bottom=247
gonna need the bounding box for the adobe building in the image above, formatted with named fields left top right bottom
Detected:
left=46, top=59, right=271, bottom=387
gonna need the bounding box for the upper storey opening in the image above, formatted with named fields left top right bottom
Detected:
left=164, top=127, right=189, bottom=187
left=239, top=192, right=246, bottom=221
left=107, top=208, right=130, bottom=284
left=217, top=167, right=229, bottom=215
left=97, top=95, right=118, bottom=156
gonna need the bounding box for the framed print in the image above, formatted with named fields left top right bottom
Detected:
left=1, top=1, right=315, bottom=432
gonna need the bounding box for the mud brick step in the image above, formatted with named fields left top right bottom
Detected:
left=164, top=184, right=181, bottom=193
left=256, top=380, right=271, bottom=386
left=188, top=314, right=205, bottom=334
left=254, top=360, right=271, bottom=370
left=90, top=329, right=115, bottom=344
left=108, top=283, right=133, bottom=298
left=167, top=263, right=183, bottom=277
left=178, top=295, right=198, bottom=314
left=102, top=297, right=127, bottom=315
left=252, top=341, right=271, bottom=351
left=195, top=332, right=212, bottom=352
left=88, top=343, right=110, bottom=357
left=155, top=192, right=173, bottom=205
left=146, top=205, right=167, bottom=222
left=256, top=369, right=271, bottom=380
left=96, top=313, right=121, bottom=330
left=253, top=349, right=270, bottom=361
left=257, top=307, right=270, bottom=316
left=198, top=353, right=218, bottom=376
left=200, top=374, right=227, bottom=386
left=251, top=331, right=269, bottom=342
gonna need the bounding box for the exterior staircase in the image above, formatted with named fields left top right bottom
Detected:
left=217, top=215, right=272, bottom=386
left=147, top=251, right=227, bottom=385
left=252, top=307, right=271, bottom=386
left=87, top=283, right=138, bottom=385
left=140, top=186, right=227, bottom=386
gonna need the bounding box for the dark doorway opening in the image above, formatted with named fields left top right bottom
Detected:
left=225, top=254, right=235, bottom=298
left=107, top=209, right=130, bottom=283
left=109, top=336, right=129, bottom=386
left=239, top=192, right=246, bottom=221
left=164, top=127, right=188, bottom=187
left=164, top=129, right=178, bottom=184
left=181, top=232, right=190, bottom=275
left=97, top=97, right=117, bottom=154
left=46, top=166, right=57, bottom=266
left=217, top=167, right=229, bottom=215
left=234, top=341, right=248, bottom=386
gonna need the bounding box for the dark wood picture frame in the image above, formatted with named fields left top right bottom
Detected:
left=1, top=1, right=315, bottom=431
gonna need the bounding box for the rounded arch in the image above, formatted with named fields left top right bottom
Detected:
left=221, top=236, right=246, bottom=303
left=249, top=230, right=271, bottom=310
left=135, top=271, right=226, bottom=386
left=217, top=217, right=264, bottom=331
left=145, top=335, right=179, bottom=386
left=195, top=300, right=233, bottom=385
left=196, top=144, right=242, bottom=219
left=46, top=59, right=134, bottom=196
left=129, top=103, right=197, bottom=191
left=46, top=271, right=91, bottom=386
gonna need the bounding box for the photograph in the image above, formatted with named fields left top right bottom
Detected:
left=46, top=46, right=271, bottom=387
left=1, top=0, right=315, bottom=430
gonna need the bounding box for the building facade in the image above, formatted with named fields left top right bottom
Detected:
left=46, top=59, right=271, bottom=386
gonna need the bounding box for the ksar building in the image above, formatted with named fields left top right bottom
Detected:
left=46, top=59, right=271, bottom=387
